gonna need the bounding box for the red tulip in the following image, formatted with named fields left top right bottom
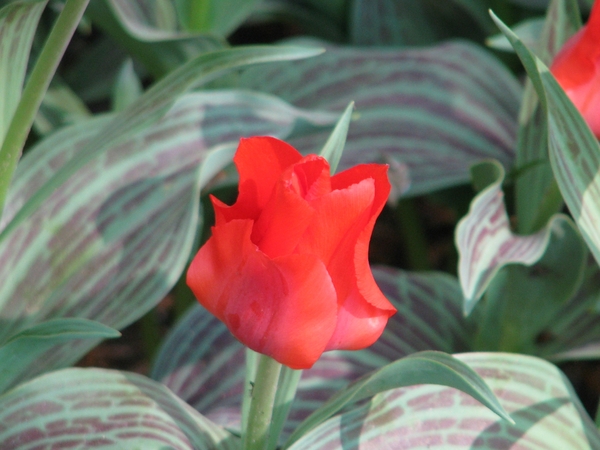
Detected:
left=186, top=136, right=396, bottom=369
left=551, top=0, right=600, bottom=137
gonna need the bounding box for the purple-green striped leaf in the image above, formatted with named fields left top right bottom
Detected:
left=0, top=0, right=46, bottom=145
left=238, top=40, right=520, bottom=197
left=284, top=351, right=512, bottom=448
left=0, top=45, right=325, bottom=241
left=288, top=353, right=600, bottom=449
left=492, top=12, right=600, bottom=273
left=0, top=368, right=238, bottom=449
left=456, top=161, right=555, bottom=313
left=348, top=0, right=493, bottom=46
left=0, top=90, right=332, bottom=385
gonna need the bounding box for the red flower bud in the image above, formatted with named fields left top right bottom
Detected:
left=186, top=137, right=396, bottom=369
left=551, top=0, right=600, bottom=137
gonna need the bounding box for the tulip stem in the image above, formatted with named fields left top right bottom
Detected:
left=242, top=354, right=283, bottom=450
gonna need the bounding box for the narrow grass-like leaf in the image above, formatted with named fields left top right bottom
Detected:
left=239, top=40, right=520, bottom=197
left=456, top=160, right=553, bottom=313
left=288, top=353, right=600, bottom=449
left=284, top=351, right=511, bottom=448
left=0, top=319, right=119, bottom=394
left=0, top=45, right=324, bottom=241
left=112, top=58, right=143, bottom=111
left=492, top=12, right=600, bottom=271
left=319, top=102, right=353, bottom=174
left=0, top=0, right=46, bottom=145
left=0, top=368, right=239, bottom=449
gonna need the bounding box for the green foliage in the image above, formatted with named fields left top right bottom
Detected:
left=3, top=0, right=600, bottom=447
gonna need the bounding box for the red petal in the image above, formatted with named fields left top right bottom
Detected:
left=214, top=137, right=303, bottom=223
left=252, top=156, right=331, bottom=258
left=186, top=219, right=337, bottom=369
left=325, top=287, right=393, bottom=351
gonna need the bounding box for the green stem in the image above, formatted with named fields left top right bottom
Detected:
left=0, top=0, right=89, bottom=214
left=243, top=354, right=282, bottom=450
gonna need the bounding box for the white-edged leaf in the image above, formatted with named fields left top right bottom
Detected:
left=491, top=11, right=600, bottom=273
left=514, top=0, right=580, bottom=235
left=239, top=39, right=520, bottom=197
left=0, top=368, right=239, bottom=449
left=0, top=0, right=47, bottom=145
left=456, top=160, right=554, bottom=313
left=289, top=353, right=600, bottom=449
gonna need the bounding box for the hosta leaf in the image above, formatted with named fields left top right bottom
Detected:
left=0, top=0, right=46, bottom=145
left=0, top=90, right=332, bottom=384
left=0, top=319, right=119, bottom=394
left=0, top=368, right=238, bottom=449
left=456, top=160, right=555, bottom=313
left=289, top=353, right=600, bottom=449
left=239, top=40, right=520, bottom=197
left=514, top=0, right=580, bottom=235
left=0, top=44, right=324, bottom=241
left=491, top=13, right=600, bottom=271
left=284, top=351, right=511, bottom=448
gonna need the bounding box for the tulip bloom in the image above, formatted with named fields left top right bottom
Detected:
left=187, top=137, right=396, bottom=369
left=550, top=0, right=600, bottom=137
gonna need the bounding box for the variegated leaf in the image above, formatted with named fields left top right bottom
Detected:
left=238, top=40, right=520, bottom=197
left=348, top=0, right=493, bottom=46
left=0, top=90, right=333, bottom=385
left=491, top=12, right=600, bottom=275
left=0, top=368, right=238, bottom=449
left=0, top=0, right=46, bottom=145
left=514, top=0, right=580, bottom=235
left=456, top=160, right=555, bottom=313
left=288, top=353, right=600, bottom=449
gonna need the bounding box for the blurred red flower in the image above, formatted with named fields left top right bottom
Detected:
left=186, top=136, right=396, bottom=369
left=551, top=0, right=600, bottom=137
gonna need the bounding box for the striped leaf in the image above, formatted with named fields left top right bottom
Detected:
left=456, top=161, right=554, bottom=313
left=238, top=40, right=520, bottom=197
left=0, top=368, right=238, bottom=449
left=514, top=0, right=580, bottom=235
left=0, top=0, right=46, bottom=146
left=285, top=351, right=511, bottom=448
left=0, top=44, right=324, bottom=241
left=288, top=353, right=600, bottom=449
left=0, top=90, right=332, bottom=385
left=348, top=0, right=493, bottom=46
left=491, top=13, right=600, bottom=273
